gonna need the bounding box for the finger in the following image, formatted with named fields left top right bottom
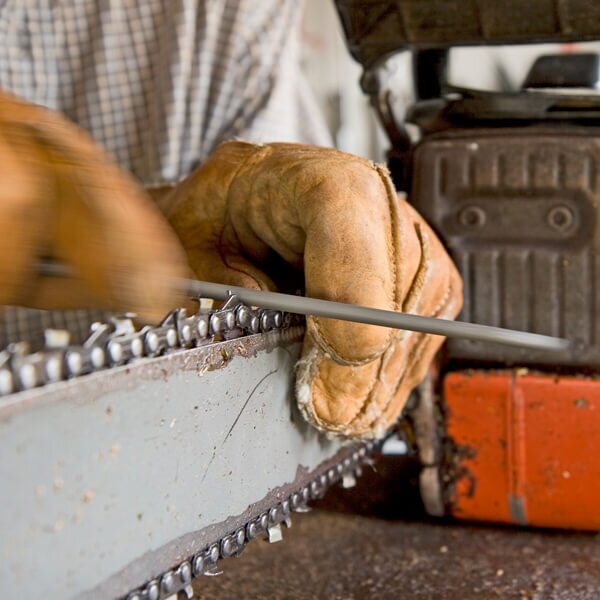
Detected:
left=31, top=112, right=189, bottom=321
left=185, top=246, right=276, bottom=291
left=238, top=146, right=423, bottom=364
left=0, top=128, right=49, bottom=306
left=297, top=335, right=383, bottom=436
left=33, top=276, right=101, bottom=310
left=164, top=148, right=277, bottom=292
left=0, top=92, right=190, bottom=321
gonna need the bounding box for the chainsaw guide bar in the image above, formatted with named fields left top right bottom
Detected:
left=0, top=302, right=379, bottom=599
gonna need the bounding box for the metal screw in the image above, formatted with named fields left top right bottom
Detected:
left=290, top=492, right=302, bottom=510
left=548, top=205, right=574, bottom=231
left=236, top=306, right=250, bottom=328
left=459, top=205, right=486, bottom=228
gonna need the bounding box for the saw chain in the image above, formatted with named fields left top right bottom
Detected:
left=0, top=294, right=297, bottom=397
left=124, top=440, right=379, bottom=600
left=0, top=297, right=382, bottom=599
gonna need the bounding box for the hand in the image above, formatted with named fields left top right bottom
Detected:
left=163, top=141, right=463, bottom=438
left=0, top=92, right=188, bottom=322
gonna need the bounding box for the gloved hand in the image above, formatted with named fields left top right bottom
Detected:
left=0, top=91, right=188, bottom=322
left=163, top=141, right=463, bottom=438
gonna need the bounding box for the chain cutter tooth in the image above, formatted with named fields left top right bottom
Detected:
left=121, top=441, right=379, bottom=600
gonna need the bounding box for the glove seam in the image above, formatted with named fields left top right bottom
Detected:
left=307, top=162, right=401, bottom=365
left=296, top=340, right=382, bottom=437
left=372, top=274, right=458, bottom=434
left=348, top=222, right=454, bottom=435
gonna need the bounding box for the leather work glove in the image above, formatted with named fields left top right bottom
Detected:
left=163, top=141, right=463, bottom=439
left=0, top=91, right=188, bottom=322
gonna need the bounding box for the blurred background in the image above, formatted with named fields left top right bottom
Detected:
left=299, top=0, right=600, bottom=162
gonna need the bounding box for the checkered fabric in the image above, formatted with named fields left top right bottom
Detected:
left=0, top=0, right=331, bottom=348
left=0, top=0, right=330, bottom=186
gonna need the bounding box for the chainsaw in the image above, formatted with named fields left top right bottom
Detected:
left=0, top=298, right=382, bottom=600
left=0, top=266, right=566, bottom=600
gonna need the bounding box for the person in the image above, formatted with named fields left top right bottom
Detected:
left=0, top=1, right=461, bottom=438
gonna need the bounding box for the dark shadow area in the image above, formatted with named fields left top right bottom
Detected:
left=313, top=453, right=427, bottom=520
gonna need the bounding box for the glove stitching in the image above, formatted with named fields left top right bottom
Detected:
left=344, top=219, right=430, bottom=429
left=296, top=344, right=358, bottom=434
left=307, top=163, right=401, bottom=365
left=373, top=275, right=458, bottom=435
left=348, top=221, right=449, bottom=435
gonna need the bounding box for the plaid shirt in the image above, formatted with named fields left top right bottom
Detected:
left=0, top=0, right=330, bottom=186
left=0, top=0, right=331, bottom=348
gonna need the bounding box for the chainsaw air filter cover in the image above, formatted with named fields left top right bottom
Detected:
left=410, top=125, right=600, bottom=368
